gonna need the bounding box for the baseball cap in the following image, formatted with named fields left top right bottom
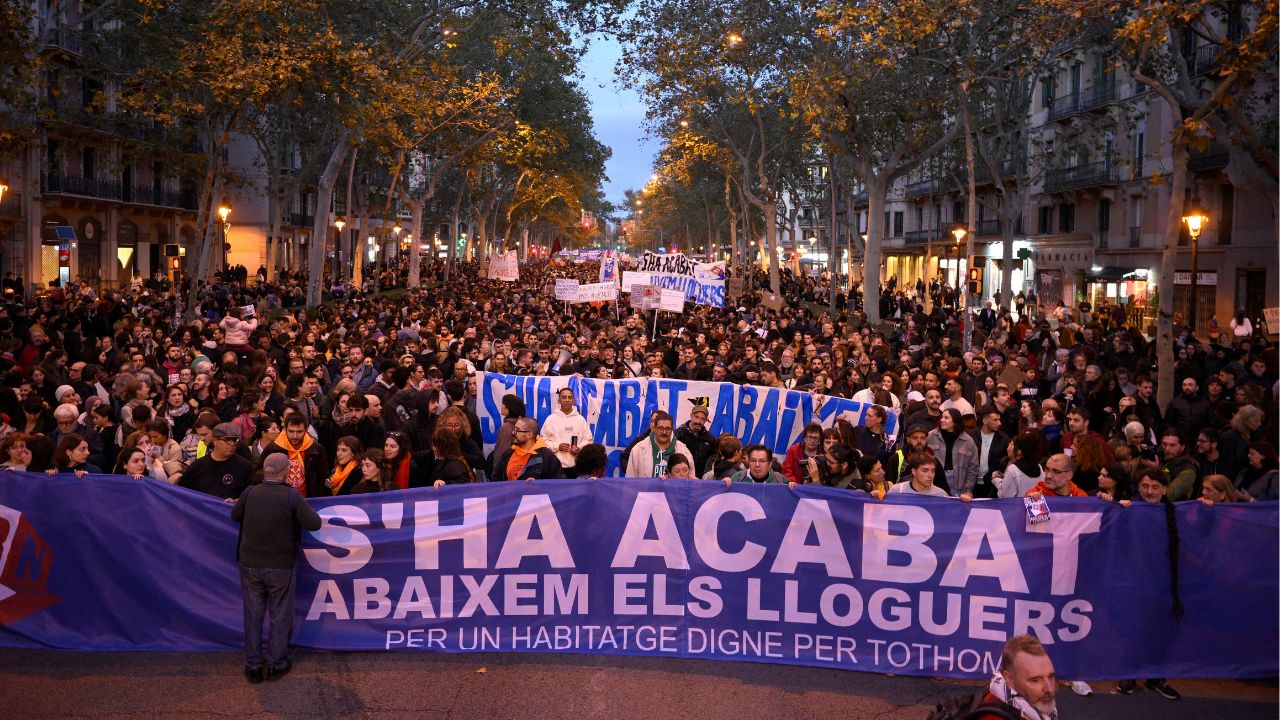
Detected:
left=263, top=454, right=291, bottom=483
left=213, top=422, right=241, bottom=439
left=906, top=424, right=929, bottom=437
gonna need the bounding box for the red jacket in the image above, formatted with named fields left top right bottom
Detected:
left=781, top=442, right=815, bottom=484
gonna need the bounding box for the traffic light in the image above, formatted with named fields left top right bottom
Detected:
left=967, top=266, right=983, bottom=296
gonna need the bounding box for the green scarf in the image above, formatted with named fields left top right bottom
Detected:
left=649, top=433, right=676, bottom=476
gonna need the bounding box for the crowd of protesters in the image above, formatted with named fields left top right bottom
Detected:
left=1, top=252, right=1276, bottom=697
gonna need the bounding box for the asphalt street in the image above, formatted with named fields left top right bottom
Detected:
left=0, top=649, right=1274, bottom=719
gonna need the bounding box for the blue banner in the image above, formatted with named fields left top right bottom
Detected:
left=0, top=473, right=1275, bottom=680
left=477, top=373, right=899, bottom=476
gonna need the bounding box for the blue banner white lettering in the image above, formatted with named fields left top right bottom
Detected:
left=478, top=374, right=899, bottom=476
left=0, top=474, right=1274, bottom=682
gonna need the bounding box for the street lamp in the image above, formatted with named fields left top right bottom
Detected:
left=334, top=217, right=346, bottom=275
left=217, top=203, right=231, bottom=273
left=1182, top=196, right=1208, bottom=335
left=950, top=225, right=966, bottom=301
left=0, top=182, right=7, bottom=205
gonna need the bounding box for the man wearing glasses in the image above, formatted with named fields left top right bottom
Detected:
left=178, top=423, right=254, bottom=500
left=492, top=417, right=563, bottom=482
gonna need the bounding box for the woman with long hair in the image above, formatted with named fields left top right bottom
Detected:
left=326, top=436, right=364, bottom=496
left=1234, top=441, right=1278, bottom=501
left=1070, top=431, right=1108, bottom=493
left=116, top=446, right=169, bottom=482
left=159, top=384, right=196, bottom=441
left=1199, top=474, right=1238, bottom=505
left=997, top=431, right=1046, bottom=498
left=49, top=433, right=100, bottom=476
left=383, top=431, right=430, bottom=490
left=247, top=416, right=281, bottom=465
left=255, top=371, right=287, bottom=417
left=352, top=449, right=391, bottom=494
left=430, top=427, right=474, bottom=487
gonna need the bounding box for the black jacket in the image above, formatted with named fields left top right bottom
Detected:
left=232, top=481, right=321, bottom=569
left=676, top=423, right=716, bottom=476
left=259, top=441, right=331, bottom=499
left=492, top=445, right=564, bottom=481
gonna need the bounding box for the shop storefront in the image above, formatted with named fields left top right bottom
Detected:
left=1084, top=267, right=1152, bottom=329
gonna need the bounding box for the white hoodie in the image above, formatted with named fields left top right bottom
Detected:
left=540, top=408, right=593, bottom=469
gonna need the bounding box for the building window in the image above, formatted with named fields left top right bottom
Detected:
left=1059, top=203, right=1075, bottom=233
left=893, top=211, right=904, bottom=237
left=1098, top=198, right=1111, bottom=232
left=1038, top=206, right=1053, bottom=234
left=82, top=147, right=96, bottom=180
left=1041, top=76, right=1055, bottom=110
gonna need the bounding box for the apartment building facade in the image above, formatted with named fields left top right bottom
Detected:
left=842, top=27, right=1275, bottom=333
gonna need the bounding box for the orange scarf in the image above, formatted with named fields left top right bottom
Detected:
left=329, top=460, right=357, bottom=495
left=275, top=433, right=315, bottom=495
left=506, top=438, right=547, bottom=481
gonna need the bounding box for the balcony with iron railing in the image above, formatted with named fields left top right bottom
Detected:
left=904, top=229, right=942, bottom=245
left=1081, top=79, right=1117, bottom=110
left=44, top=173, right=122, bottom=201
left=1044, top=161, right=1119, bottom=193
left=1192, top=44, right=1220, bottom=75
left=1047, top=93, right=1079, bottom=122
left=288, top=213, right=315, bottom=227
left=905, top=179, right=943, bottom=199
left=41, top=26, right=83, bottom=55
left=122, top=184, right=197, bottom=210
left=1189, top=143, right=1229, bottom=172
left=977, top=219, right=1003, bottom=237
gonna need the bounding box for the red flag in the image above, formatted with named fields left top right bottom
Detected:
left=549, top=237, right=562, bottom=257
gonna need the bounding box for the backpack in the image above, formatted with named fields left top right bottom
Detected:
left=925, top=692, right=1022, bottom=720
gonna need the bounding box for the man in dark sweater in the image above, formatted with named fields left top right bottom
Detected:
left=231, top=453, right=321, bottom=684
left=178, top=422, right=254, bottom=500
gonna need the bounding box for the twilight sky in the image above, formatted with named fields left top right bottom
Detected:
left=579, top=36, right=660, bottom=212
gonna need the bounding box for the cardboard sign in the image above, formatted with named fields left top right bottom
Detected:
left=633, top=285, right=662, bottom=310
left=1264, top=307, right=1279, bottom=336
left=728, top=277, right=745, bottom=300
left=761, top=293, right=786, bottom=311
left=659, top=288, right=686, bottom=313
left=621, top=271, right=652, bottom=293
left=576, top=282, right=619, bottom=303
left=555, top=279, right=580, bottom=302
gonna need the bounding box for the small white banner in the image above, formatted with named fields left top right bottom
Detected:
left=575, top=281, right=619, bottom=303
left=659, top=288, right=686, bottom=313
left=555, top=279, right=580, bottom=301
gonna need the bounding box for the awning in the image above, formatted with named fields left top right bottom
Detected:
left=1085, top=267, right=1145, bottom=281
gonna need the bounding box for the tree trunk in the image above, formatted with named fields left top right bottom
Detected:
left=828, top=157, right=838, bottom=313
left=307, top=136, right=354, bottom=306
left=962, top=98, right=978, bottom=352
left=763, top=201, right=781, bottom=295
left=408, top=199, right=424, bottom=288
left=862, top=174, right=887, bottom=325
left=1156, top=142, right=1189, bottom=412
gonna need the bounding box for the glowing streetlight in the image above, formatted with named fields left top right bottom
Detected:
left=0, top=183, right=8, bottom=205
left=217, top=204, right=231, bottom=223
left=726, top=32, right=743, bottom=46
left=1182, top=197, right=1209, bottom=334
left=334, top=217, right=346, bottom=233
